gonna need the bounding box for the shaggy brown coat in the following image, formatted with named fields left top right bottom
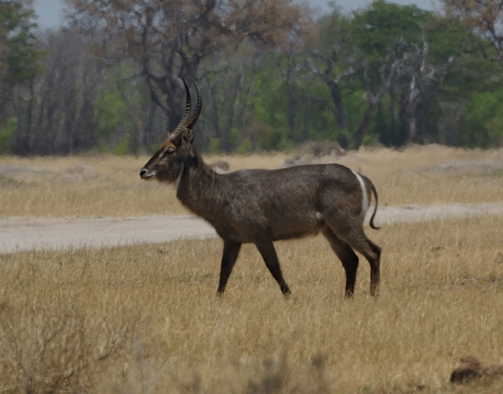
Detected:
left=140, top=81, right=381, bottom=297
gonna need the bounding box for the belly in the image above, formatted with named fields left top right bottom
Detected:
left=213, top=211, right=324, bottom=243
left=270, top=213, right=324, bottom=240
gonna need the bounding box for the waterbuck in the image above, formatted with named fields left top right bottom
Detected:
left=140, top=81, right=381, bottom=297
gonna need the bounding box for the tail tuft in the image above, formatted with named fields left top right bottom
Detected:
left=369, top=183, right=380, bottom=230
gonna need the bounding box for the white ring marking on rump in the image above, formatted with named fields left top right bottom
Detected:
left=351, top=170, right=368, bottom=214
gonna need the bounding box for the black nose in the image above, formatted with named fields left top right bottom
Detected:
left=140, top=169, right=147, bottom=178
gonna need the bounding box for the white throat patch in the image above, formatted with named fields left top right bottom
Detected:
left=351, top=170, right=369, bottom=214
left=173, top=162, right=184, bottom=192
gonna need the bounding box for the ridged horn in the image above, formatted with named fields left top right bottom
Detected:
left=186, top=82, right=202, bottom=129
left=169, top=78, right=192, bottom=142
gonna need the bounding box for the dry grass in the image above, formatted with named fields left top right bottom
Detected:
left=1, top=145, right=503, bottom=217
left=0, top=153, right=287, bottom=218
left=1, top=145, right=503, bottom=392
left=2, top=215, right=503, bottom=393
left=345, top=145, right=503, bottom=207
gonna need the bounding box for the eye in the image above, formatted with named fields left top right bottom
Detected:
left=164, top=147, right=175, bottom=156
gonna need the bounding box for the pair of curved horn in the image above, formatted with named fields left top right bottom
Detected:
left=169, top=79, right=202, bottom=143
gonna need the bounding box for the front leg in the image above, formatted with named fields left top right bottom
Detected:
left=217, top=240, right=241, bottom=295
left=255, top=237, right=291, bottom=296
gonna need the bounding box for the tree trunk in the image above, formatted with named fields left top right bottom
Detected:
left=408, top=113, right=417, bottom=143
left=221, top=79, right=240, bottom=153
left=353, top=104, right=375, bottom=150
left=209, top=84, right=221, bottom=142
left=397, top=92, right=409, bottom=147
left=328, top=81, right=349, bottom=148
left=286, top=61, right=296, bottom=141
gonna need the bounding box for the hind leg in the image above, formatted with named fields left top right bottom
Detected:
left=322, top=227, right=359, bottom=297
left=361, top=237, right=381, bottom=296
left=326, top=221, right=381, bottom=296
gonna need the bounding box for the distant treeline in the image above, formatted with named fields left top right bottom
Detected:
left=1, top=0, right=503, bottom=156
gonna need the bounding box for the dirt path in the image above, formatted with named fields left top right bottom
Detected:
left=1, top=202, right=503, bottom=254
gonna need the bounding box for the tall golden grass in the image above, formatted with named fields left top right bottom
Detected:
left=1, top=216, right=503, bottom=392
left=1, top=145, right=503, bottom=393
left=1, top=145, right=502, bottom=217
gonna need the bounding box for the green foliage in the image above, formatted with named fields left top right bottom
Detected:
left=111, top=138, right=130, bottom=156
left=351, top=0, right=434, bottom=94
left=461, top=92, right=503, bottom=148
left=277, top=136, right=293, bottom=152
left=426, top=19, right=467, bottom=63
left=267, top=128, right=284, bottom=150
left=236, top=139, right=252, bottom=155
left=309, top=1, right=438, bottom=148
left=318, top=5, right=351, bottom=54
left=3, top=0, right=503, bottom=155
left=148, top=142, right=161, bottom=154
left=251, top=90, right=269, bottom=124
left=0, top=0, right=44, bottom=84
left=100, top=1, right=503, bottom=152
left=318, top=0, right=503, bottom=148
left=250, top=56, right=338, bottom=149
left=229, top=128, right=238, bottom=149
left=0, top=117, right=16, bottom=154
left=352, top=0, right=431, bottom=52
left=303, top=81, right=339, bottom=142
left=94, top=89, right=130, bottom=153
left=250, top=74, right=287, bottom=149
left=95, top=91, right=126, bottom=136
left=209, top=138, right=220, bottom=154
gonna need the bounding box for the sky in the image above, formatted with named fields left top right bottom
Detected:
left=33, top=0, right=440, bottom=29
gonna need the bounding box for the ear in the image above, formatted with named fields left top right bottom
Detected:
left=181, top=128, right=194, bottom=149
left=168, top=126, right=187, bottom=148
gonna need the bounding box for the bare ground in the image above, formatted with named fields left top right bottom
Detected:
left=2, top=202, right=503, bottom=254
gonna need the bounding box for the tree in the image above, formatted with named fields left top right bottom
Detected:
left=0, top=0, right=44, bottom=154
left=0, top=0, right=42, bottom=86
left=299, top=7, right=355, bottom=148
left=348, top=0, right=441, bottom=148
left=65, top=0, right=313, bottom=148
left=442, top=0, right=503, bottom=65
left=303, top=1, right=436, bottom=148
left=201, top=42, right=270, bottom=152
left=300, top=0, right=497, bottom=149
left=460, top=90, right=503, bottom=147
left=12, top=30, right=103, bottom=155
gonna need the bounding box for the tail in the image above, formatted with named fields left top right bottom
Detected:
left=369, top=182, right=380, bottom=230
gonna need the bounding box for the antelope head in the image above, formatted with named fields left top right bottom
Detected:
left=139, top=79, right=202, bottom=184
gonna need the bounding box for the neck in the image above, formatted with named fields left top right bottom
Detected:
left=176, top=148, right=221, bottom=220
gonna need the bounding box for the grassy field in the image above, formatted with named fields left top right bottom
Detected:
left=1, top=217, right=503, bottom=393
left=0, top=145, right=503, bottom=217
left=1, top=146, right=503, bottom=393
